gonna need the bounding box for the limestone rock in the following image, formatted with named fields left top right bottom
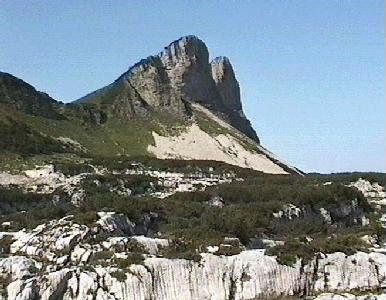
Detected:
left=4, top=249, right=386, bottom=300
left=130, top=236, right=169, bottom=255
left=211, top=56, right=241, bottom=112
left=0, top=256, right=39, bottom=281
left=314, top=293, right=386, bottom=300
left=350, top=179, right=386, bottom=205
left=96, top=212, right=135, bottom=236
left=9, top=217, right=90, bottom=260
left=208, top=195, right=225, bottom=208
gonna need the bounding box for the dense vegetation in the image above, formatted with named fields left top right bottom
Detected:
left=1, top=164, right=383, bottom=264
left=0, top=186, right=68, bottom=229
left=0, top=118, right=67, bottom=154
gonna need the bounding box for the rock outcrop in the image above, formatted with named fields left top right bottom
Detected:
left=77, top=36, right=259, bottom=141
left=2, top=248, right=386, bottom=300
left=211, top=57, right=241, bottom=112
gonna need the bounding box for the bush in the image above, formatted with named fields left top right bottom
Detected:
left=81, top=174, right=158, bottom=197
left=309, top=172, right=386, bottom=187
left=54, top=162, right=94, bottom=176
left=0, top=235, right=14, bottom=255
left=90, top=250, right=114, bottom=265
left=312, top=234, right=368, bottom=255
left=0, top=187, right=69, bottom=230
left=0, top=155, right=378, bottom=262
left=126, top=240, right=146, bottom=253
left=72, top=211, right=98, bottom=226
left=0, top=118, right=66, bottom=154
left=214, top=244, right=242, bottom=256
left=110, top=270, right=127, bottom=282
left=267, top=233, right=368, bottom=266
left=159, top=239, right=202, bottom=262
left=114, top=253, right=144, bottom=268
left=267, top=239, right=314, bottom=266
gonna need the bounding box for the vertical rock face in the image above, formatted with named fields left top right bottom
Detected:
left=210, top=56, right=258, bottom=141
left=77, top=36, right=259, bottom=141
left=211, top=56, right=242, bottom=112
left=159, top=36, right=220, bottom=108
left=3, top=250, right=386, bottom=300
left=125, top=36, right=220, bottom=111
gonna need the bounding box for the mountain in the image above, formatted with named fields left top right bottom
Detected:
left=0, top=36, right=300, bottom=174
left=0, top=71, right=62, bottom=119
left=77, top=36, right=258, bottom=142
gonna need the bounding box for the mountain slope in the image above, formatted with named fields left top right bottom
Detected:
left=0, top=71, right=62, bottom=119
left=0, top=36, right=301, bottom=174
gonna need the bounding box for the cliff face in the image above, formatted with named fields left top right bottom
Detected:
left=77, top=36, right=259, bottom=141
left=3, top=249, right=386, bottom=300
left=211, top=56, right=242, bottom=112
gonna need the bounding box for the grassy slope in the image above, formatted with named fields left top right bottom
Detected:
left=0, top=101, right=258, bottom=158
left=0, top=104, right=157, bottom=157
left=0, top=103, right=197, bottom=173
left=0, top=99, right=291, bottom=175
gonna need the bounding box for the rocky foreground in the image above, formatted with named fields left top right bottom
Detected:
left=2, top=244, right=386, bottom=300
left=0, top=172, right=385, bottom=300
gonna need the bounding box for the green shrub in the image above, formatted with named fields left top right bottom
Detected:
left=110, top=270, right=127, bottom=282
left=0, top=118, right=67, bottom=154
left=90, top=250, right=114, bottom=264
left=72, top=211, right=98, bottom=226
left=267, top=233, right=368, bottom=266
left=114, top=253, right=144, bottom=268
left=266, top=239, right=313, bottom=266
left=81, top=173, right=158, bottom=197
left=126, top=240, right=146, bottom=253
left=54, top=162, right=94, bottom=176
left=0, top=235, right=14, bottom=255
left=159, top=239, right=202, bottom=262
left=214, top=244, right=242, bottom=256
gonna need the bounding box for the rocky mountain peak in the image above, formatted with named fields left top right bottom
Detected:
left=159, top=35, right=209, bottom=67
left=77, top=35, right=258, bottom=141
left=124, top=36, right=208, bottom=78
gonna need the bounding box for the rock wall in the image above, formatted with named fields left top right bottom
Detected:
left=211, top=56, right=242, bottom=112
left=2, top=250, right=386, bottom=300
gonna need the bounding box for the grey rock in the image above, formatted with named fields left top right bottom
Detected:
left=208, top=195, right=225, bottom=208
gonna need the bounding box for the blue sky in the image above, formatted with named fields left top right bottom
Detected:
left=1, top=1, right=384, bottom=173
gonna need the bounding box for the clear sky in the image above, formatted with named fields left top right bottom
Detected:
left=1, top=1, right=384, bottom=173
